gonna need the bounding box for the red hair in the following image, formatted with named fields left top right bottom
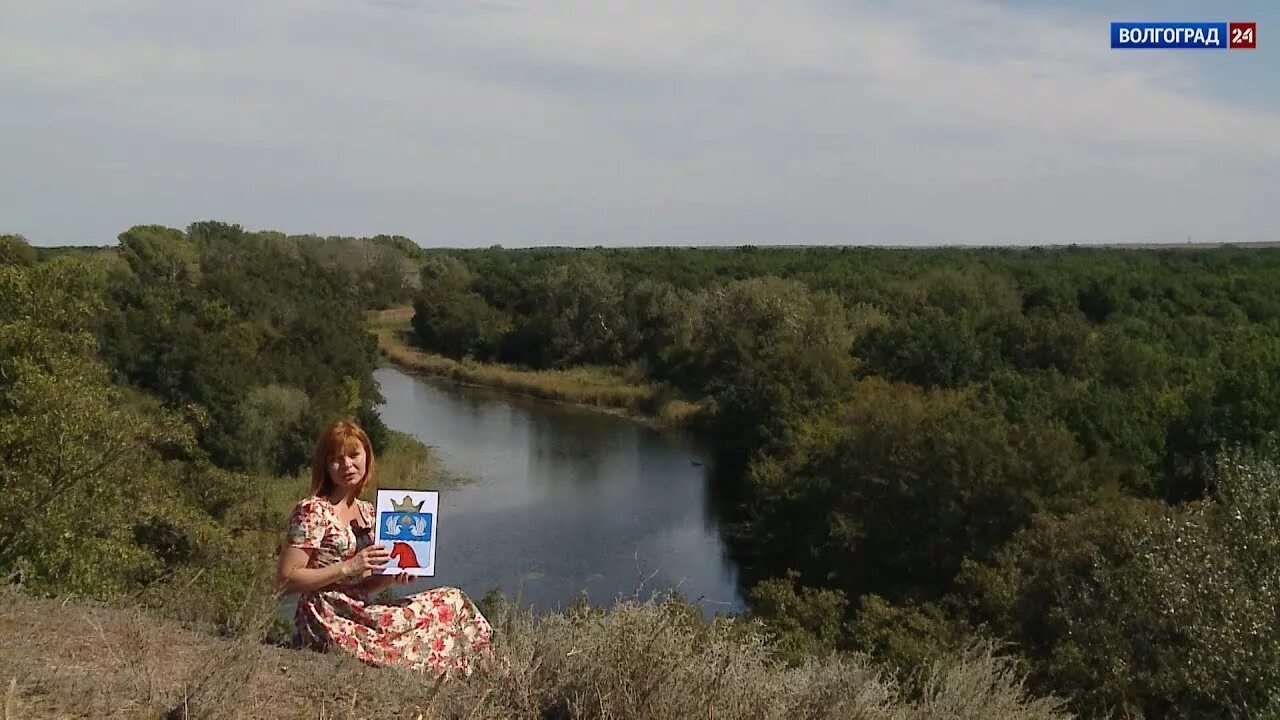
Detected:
left=309, top=419, right=376, bottom=499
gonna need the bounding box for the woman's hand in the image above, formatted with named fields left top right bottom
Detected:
left=340, top=544, right=390, bottom=581
left=359, top=570, right=414, bottom=596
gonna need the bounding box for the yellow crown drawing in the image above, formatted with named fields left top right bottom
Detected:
left=391, top=495, right=425, bottom=513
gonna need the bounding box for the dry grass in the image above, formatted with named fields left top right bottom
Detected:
left=364, top=306, right=416, bottom=329
left=2, top=587, right=1072, bottom=720
left=366, top=307, right=704, bottom=428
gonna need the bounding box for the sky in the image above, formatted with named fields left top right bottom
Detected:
left=1, top=0, right=1276, bottom=248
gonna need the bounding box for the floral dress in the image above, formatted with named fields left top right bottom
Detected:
left=285, top=496, right=495, bottom=676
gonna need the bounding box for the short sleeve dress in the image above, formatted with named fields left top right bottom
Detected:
left=285, top=496, right=495, bottom=677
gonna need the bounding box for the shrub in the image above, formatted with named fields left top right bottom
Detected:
left=962, top=441, right=1280, bottom=718
left=746, top=573, right=849, bottom=664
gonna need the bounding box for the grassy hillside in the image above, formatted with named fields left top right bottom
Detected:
left=2, top=588, right=1069, bottom=720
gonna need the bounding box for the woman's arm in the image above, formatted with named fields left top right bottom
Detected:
left=276, top=546, right=352, bottom=594
left=275, top=544, right=390, bottom=595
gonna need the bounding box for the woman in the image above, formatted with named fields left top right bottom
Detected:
left=276, top=419, right=494, bottom=677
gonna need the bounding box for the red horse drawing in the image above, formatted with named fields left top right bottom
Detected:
left=389, top=542, right=421, bottom=569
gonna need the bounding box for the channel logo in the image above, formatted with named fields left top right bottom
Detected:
left=1110, top=22, right=1256, bottom=49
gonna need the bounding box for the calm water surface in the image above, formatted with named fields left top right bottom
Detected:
left=374, top=366, right=744, bottom=617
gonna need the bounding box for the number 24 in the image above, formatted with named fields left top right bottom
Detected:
left=1232, top=26, right=1255, bottom=43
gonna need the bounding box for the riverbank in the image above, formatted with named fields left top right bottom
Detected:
left=365, top=307, right=703, bottom=428
left=1, top=587, right=1069, bottom=720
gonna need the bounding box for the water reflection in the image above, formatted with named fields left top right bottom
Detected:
left=372, top=367, right=745, bottom=617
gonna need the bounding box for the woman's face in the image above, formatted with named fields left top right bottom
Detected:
left=328, top=443, right=367, bottom=496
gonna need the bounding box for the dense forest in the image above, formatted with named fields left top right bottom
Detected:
left=4, top=225, right=1280, bottom=718
left=407, top=243, right=1280, bottom=719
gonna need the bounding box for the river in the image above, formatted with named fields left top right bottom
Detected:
left=370, top=365, right=745, bottom=618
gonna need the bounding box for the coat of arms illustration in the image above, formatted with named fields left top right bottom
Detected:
left=373, top=490, right=439, bottom=577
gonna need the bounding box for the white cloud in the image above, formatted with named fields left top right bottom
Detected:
left=1, top=0, right=1276, bottom=246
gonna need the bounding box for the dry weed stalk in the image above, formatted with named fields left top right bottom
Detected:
left=4, top=678, right=18, bottom=720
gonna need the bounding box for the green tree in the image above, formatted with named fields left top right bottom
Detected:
left=0, top=234, right=37, bottom=266
left=118, top=225, right=202, bottom=287
left=746, top=574, right=849, bottom=665
left=527, top=256, right=630, bottom=367
left=962, top=442, right=1280, bottom=718
left=848, top=594, right=974, bottom=685
left=618, top=279, right=689, bottom=374
left=418, top=254, right=473, bottom=293
left=748, top=378, right=1090, bottom=603
left=412, top=286, right=511, bottom=360
left=859, top=307, right=997, bottom=388
left=670, top=276, right=856, bottom=460
left=233, top=384, right=313, bottom=475
left=0, top=259, right=191, bottom=595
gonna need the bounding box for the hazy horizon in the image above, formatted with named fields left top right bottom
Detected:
left=3, top=0, right=1277, bottom=249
